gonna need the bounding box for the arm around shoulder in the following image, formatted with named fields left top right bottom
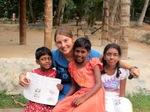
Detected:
left=119, top=60, right=140, bottom=78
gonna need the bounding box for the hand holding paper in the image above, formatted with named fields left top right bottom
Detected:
left=23, top=72, right=61, bottom=105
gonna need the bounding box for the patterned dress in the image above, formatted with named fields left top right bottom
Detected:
left=52, top=58, right=105, bottom=112
left=23, top=68, right=56, bottom=112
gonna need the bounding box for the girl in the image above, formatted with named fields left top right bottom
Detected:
left=52, top=37, right=105, bottom=112
left=101, top=43, right=133, bottom=112
left=23, top=47, right=62, bottom=112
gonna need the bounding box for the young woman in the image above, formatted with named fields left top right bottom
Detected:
left=101, top=43, right=133, bottom=112
left=19, top=26, right=140, bottom=101
left=52, top=37, right=105, bottom=112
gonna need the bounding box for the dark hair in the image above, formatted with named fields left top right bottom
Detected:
left=54, top=26, right=73, bottom=42
left=103, top=43, right=121, bottom=56
left=35, top=47, right=52, bottom=60
left=102, top=43, right=121, bottom=78
left=73, top=37, right=91, bottom=52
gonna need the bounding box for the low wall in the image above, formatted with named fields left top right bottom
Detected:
left=0, top=58, right=149, bottom=95
left=0, top=58, right=37, bottom=94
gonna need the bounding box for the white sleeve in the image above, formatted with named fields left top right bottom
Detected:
left=119, top=68, right=129, bottom=80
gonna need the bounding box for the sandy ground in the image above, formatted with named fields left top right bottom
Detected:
left=0, top=23, right=150, bottom=94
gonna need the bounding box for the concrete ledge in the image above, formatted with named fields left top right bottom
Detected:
left=0, top=58, right=37, bottom=94
left=0, top=108, right=23, bottom=112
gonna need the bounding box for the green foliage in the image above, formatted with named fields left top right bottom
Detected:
left=132, top=0, right=145, bottom=13
left=26, top=0, right=44, bottom=22
left=0, top=90, right=150, bottom=111
left=131, top=0, right=150, bottom=21
left=72, top=0, right=87, bottom=19
left=127, top=92, right=150, bottom=112
left=0, top=0, right=18, bottom=18
left=63, top=0, right=76, bottom=23
left=63, top=0, right=103, bottom=26
left=0, top=0, right=149, bottom=24
left=84, top=0, right=103, bottom=26
left=0, top=91, right=27, bottom=108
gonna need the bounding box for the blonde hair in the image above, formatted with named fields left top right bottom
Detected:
left=54, top=26, right=73, bottom=42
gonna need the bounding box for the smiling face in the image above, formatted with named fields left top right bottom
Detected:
left=55, top=34, right=74, bottom=55
left=104, top=48, right=120, bottom=67
left=36, top=54, right=52, bottom=71
left=73, top=37, right=91, bottom=65
left=74, top=47, right=89, bottom=65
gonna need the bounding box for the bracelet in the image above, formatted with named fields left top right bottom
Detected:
left=129, top=66, right=138, bottom=71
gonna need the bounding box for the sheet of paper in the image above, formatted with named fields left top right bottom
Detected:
left=23, top=72, right=61, bottom=105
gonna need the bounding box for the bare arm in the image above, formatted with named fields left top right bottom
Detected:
left=72, top=65, right=102, bottom=106
left=83, top=65, right=102, bottom=97
left=119, top=60, right=140, bottom=78
left=119, top=79, right=126, bottom=97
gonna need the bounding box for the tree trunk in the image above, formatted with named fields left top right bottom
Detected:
left=110, top=0, right=119, bottom=26
left=44, top=0, right=53, bottom=49
left=137, top=0, right=150, bottom=26
left=29, top=0, right=35, bottom=23
left=119, top=0, right=131, bottom=58
left=19, top=0, right=26, bottom=45
left=101, top=0, right=110, bottom=45
left=55, top=0, right=66, bottom=26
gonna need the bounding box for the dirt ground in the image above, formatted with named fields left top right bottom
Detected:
left=0, top=23, right=150, bottom=94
